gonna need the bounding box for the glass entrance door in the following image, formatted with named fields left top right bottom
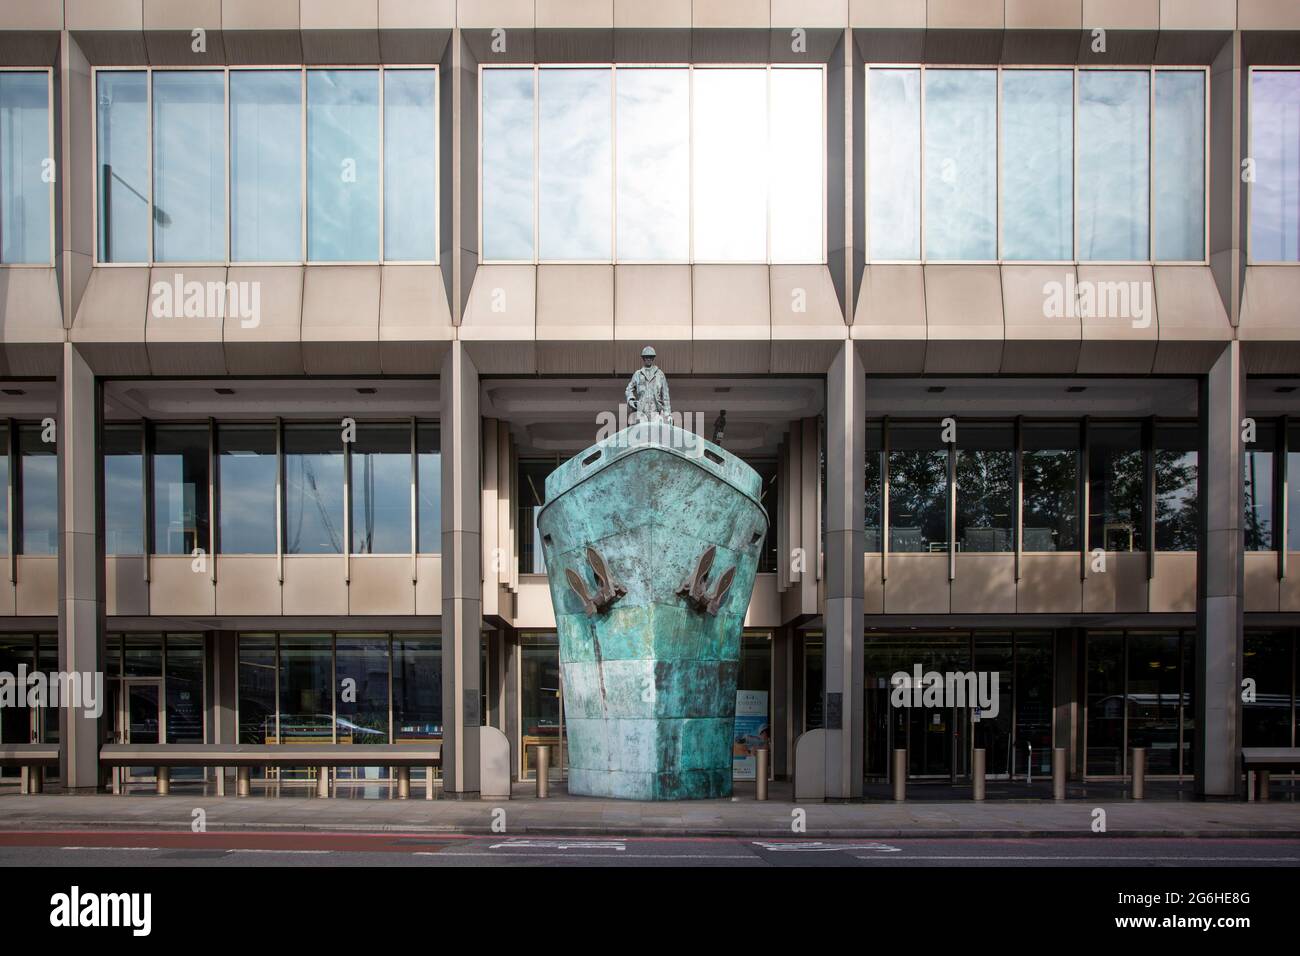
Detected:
left=117, top=679, right=162, bottom=783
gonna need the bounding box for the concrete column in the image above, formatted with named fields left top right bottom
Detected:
left=1196, top=342, right=1245, bottom=798
left=823, top=341, right=866, bottom=799
left=1052, top=630, right=1078, bottom=777
left=210, top=631, right=237, bottom=793
left=57, top=343, right=103, bottom=792
left=771, top=627, right=790, bottom=778
left=441, top=342, right=481, bottom=797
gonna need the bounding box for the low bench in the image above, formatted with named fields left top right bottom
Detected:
left=0, top=745, right=60, bottom=794
left=99, top=744, right=442, bottom=799
left=1242, top=747, right=1300, bottom=801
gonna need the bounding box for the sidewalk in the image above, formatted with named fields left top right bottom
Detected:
left=0, top=781, right=1296, bottom=838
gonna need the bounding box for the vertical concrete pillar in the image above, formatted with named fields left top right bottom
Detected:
left=823, top=341, right=865, bottom=799
left=57, top=343, right=102, bottom=792
left=771, top=627, right=790, bottom=778
left=441, top=342, right=481, bottom=797
left=1052, top=630, right=1078, bottom=777
left=1197, top=342, right=1245, bottom=797
left=210, top=631, right=237, bottom=793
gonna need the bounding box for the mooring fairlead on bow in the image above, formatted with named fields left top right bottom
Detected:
left=535, top=348, right=769, bottom=800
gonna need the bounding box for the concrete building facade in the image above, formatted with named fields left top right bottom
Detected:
left=0, top=0, right=1298, bottom=802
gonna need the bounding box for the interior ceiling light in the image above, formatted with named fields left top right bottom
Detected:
left=926, top=386, right=946, bottom=394
left=214, top=388, right=235, bottom=395
left=1, top=388, right=25, bottom=396
left=356, top=387, right=377, bottom=395
left=1066, top=386, right=1087, bottom=393
left=1274, top=386, right=1297, bottom=394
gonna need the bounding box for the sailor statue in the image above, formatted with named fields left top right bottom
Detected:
left=625, top=345, right=671, bottom=424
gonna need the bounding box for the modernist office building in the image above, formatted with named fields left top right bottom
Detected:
left=0, top=0, right=1297, bottom=801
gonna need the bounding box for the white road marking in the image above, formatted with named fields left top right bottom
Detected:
left=754, top=841, right=901, bottom=853
left=849, top=854, right=1300, bottom=862
left=227, top=848, right=329, bottom=855
left=60, top=846, right=158, bottom=851
left=433, top=850, right=756, bottom=860
left=490, top=840, right=626, bottom=850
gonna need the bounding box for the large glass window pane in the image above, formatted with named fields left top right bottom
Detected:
left=124, top=634, right=162, bottom=677
left=165, top=634, right=204, bottom=744
left=481, top=69, right=534, bottom=260
left=1022, top=423, right=1079, bottom=551
left=1001, top=70, right=1072, bottom=260
left=1243, top=630, right=1293, bottom=747
left=518, top=461, right=555, bottom=573
left=230, top=70, right=302, bottom=262
left=769, top=67, right=823, bottom=263
left=1078, top=70, right=1150, bottom=260
left=96, top=71, right=149, bottom=262
left=1154, top=71, right=1206, bottom=261
left=973, top=633, right=1013, bottom=776
left=1086, top=633, right=1125, bottom=775
left=104, top=424, right=144, bottom=555
left=1243, top=420, right=1275, bottom=551
left=520, top=632, right=562, bottom=778
left=394, top=634, right=441, bottom=742
left=19, top=424, right=56, bottom=555
left=152, top=71, right=225, bottom=262
left=1088, top=422, right=1145, bottom=551
left=1014, top=634, right=1054, bottom=777
left=956, top=423, right=1012, bottom=552
left=417, top=424, right=441, bottom=553
left=0, top=72, right=51, bottom=264
left=924, top=69, right=996, bottom=260
left=887, top=422, right=948, bottom=552
left=0, top=427, right=7, bottom=553
left=384, top=69, right=438, bottom=261
left=1250, top=71, right=1300, bottom=262
left=615, top=68, right=688, bottom=261
left=0, top=637, right=33, bottom=756
left=865, top=423, right=882, bottom=552
left=539, top=68, right=611, bottom=261
left=1154, top=422, right=1198, bottom=551
left=1127, top=632, right=1182, bottom=776
left=237, top=633, right=276, bottom=744
left=307, top=69, right=379, bottom=261
left=352, top=424, right=411, bottom=554
left=217, top=425, right=277, bottom=554
left=1289, top=423, right=1300, bottom=552
left=284, top=425, right=344, bottom=554
left=279, top=635, right=332, bottom=744
left=693, top=68, right=767, bottom=262
left=867, top=69, right=920, bottom=260
left=151, top=425, right=209, bottom=556
left=336, top=635, right=389, bottom=745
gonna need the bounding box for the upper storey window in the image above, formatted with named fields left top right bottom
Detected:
left=479, top=65, right=825, bottom=264
left=94, top=67, right=439, bottom=265
left=0, top=70, right=53, bottom=265
left=866, top=66, right=1206, bottom=263
left=1250, top=70, right=1300, bottom=263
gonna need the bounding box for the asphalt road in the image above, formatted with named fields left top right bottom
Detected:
left=0, top=833, right=1296, bottom=867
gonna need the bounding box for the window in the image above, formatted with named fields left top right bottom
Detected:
left=0, top=427, right=8, bottom=553
left=0, top=71, right=52, bottom=264
left=1088, top=422, right=1145, bottom=552
left=955, top=423, right=1012, bottom=552
left=278, top=635, right=332, bottom=742
left=1289, top=424, right=1300, bottom=552
left=165, top=634, right=204, bottom=744
left=1250, top=71, right=1300, bottom=263
left=18, top=424, right=56, bottom=555
left=887, top=423, right=947, bottom=553
left=1154, top=423, right=1198, bottom=552
left=230, top=71, right=302, bottom=262
left=1001, top=70, right=1072, bottom=261
left=238, top=634, right=276, bottom=744
left=104, top=425, right=144, bottom=556
left=152, top=71, right=225, bottom=262
left=394, top=635, right=441, bottom=741
left=417, top=424, right=441, bottom=553
left=867, top=67, right=1204, bottom=263
left=864, top=423, right=883, bottom=552
left=1022, top=424, right=1079, bottom=552
left=217, top=425, right=277, bottom=554
left=482, top=65, right=824, bottom=264
left=1243, top=630, right=1294, bottom=747
left=924, top=69, right=996, bottom=261
left=1243, top=421, right=1275, bottom=551
left=284, top=425, right=344, bottom=555
left=1085, top=633, right=1124, bottom=775
left=351, top=424, right=411, bottom=555
left=95, top=67, right=438, bottom=264
left=335, top=635, right=390, bottom=745
left=518, top=460, right=555, bottom=573
left=151, top=425, right=209, bottom=556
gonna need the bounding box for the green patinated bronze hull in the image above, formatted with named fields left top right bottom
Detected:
left=537, top=423, right=768, bottom=800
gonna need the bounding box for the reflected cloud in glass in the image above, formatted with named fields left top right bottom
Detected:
left=539, top=68, right=611, bottom=260
left=693, top=68, right=767, bottom=262
left=482, top=69, right=535, bottom=260
left=616, top=68, right=688, bottom=261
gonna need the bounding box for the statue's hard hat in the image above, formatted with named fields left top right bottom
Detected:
left=641, top=346, right=656, bottom=358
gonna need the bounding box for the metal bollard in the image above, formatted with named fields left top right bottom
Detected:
left=396, top=766, right=411, bottom=799
left=1129, top=747, right=1145, bottom=800
left=236, top=766, right=251, bottom=797
left=1052, top=748, right=1067, bottom=801
left=31, top=767, right=43, bottom=794
left=892, top=749, right=907, bottom=802
left=156, top=767, right=170, bottom=796
left=535, top=745, right=550, bottom=798
left=1258, top=770, right=1271, bottom=802
left=972, top=748, right=986, bottom=801
left=316, top=766, right=330, bottom=798
left=426, top=766, right=437, bottom=800
left=756, top=747, right=769, bottom=801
